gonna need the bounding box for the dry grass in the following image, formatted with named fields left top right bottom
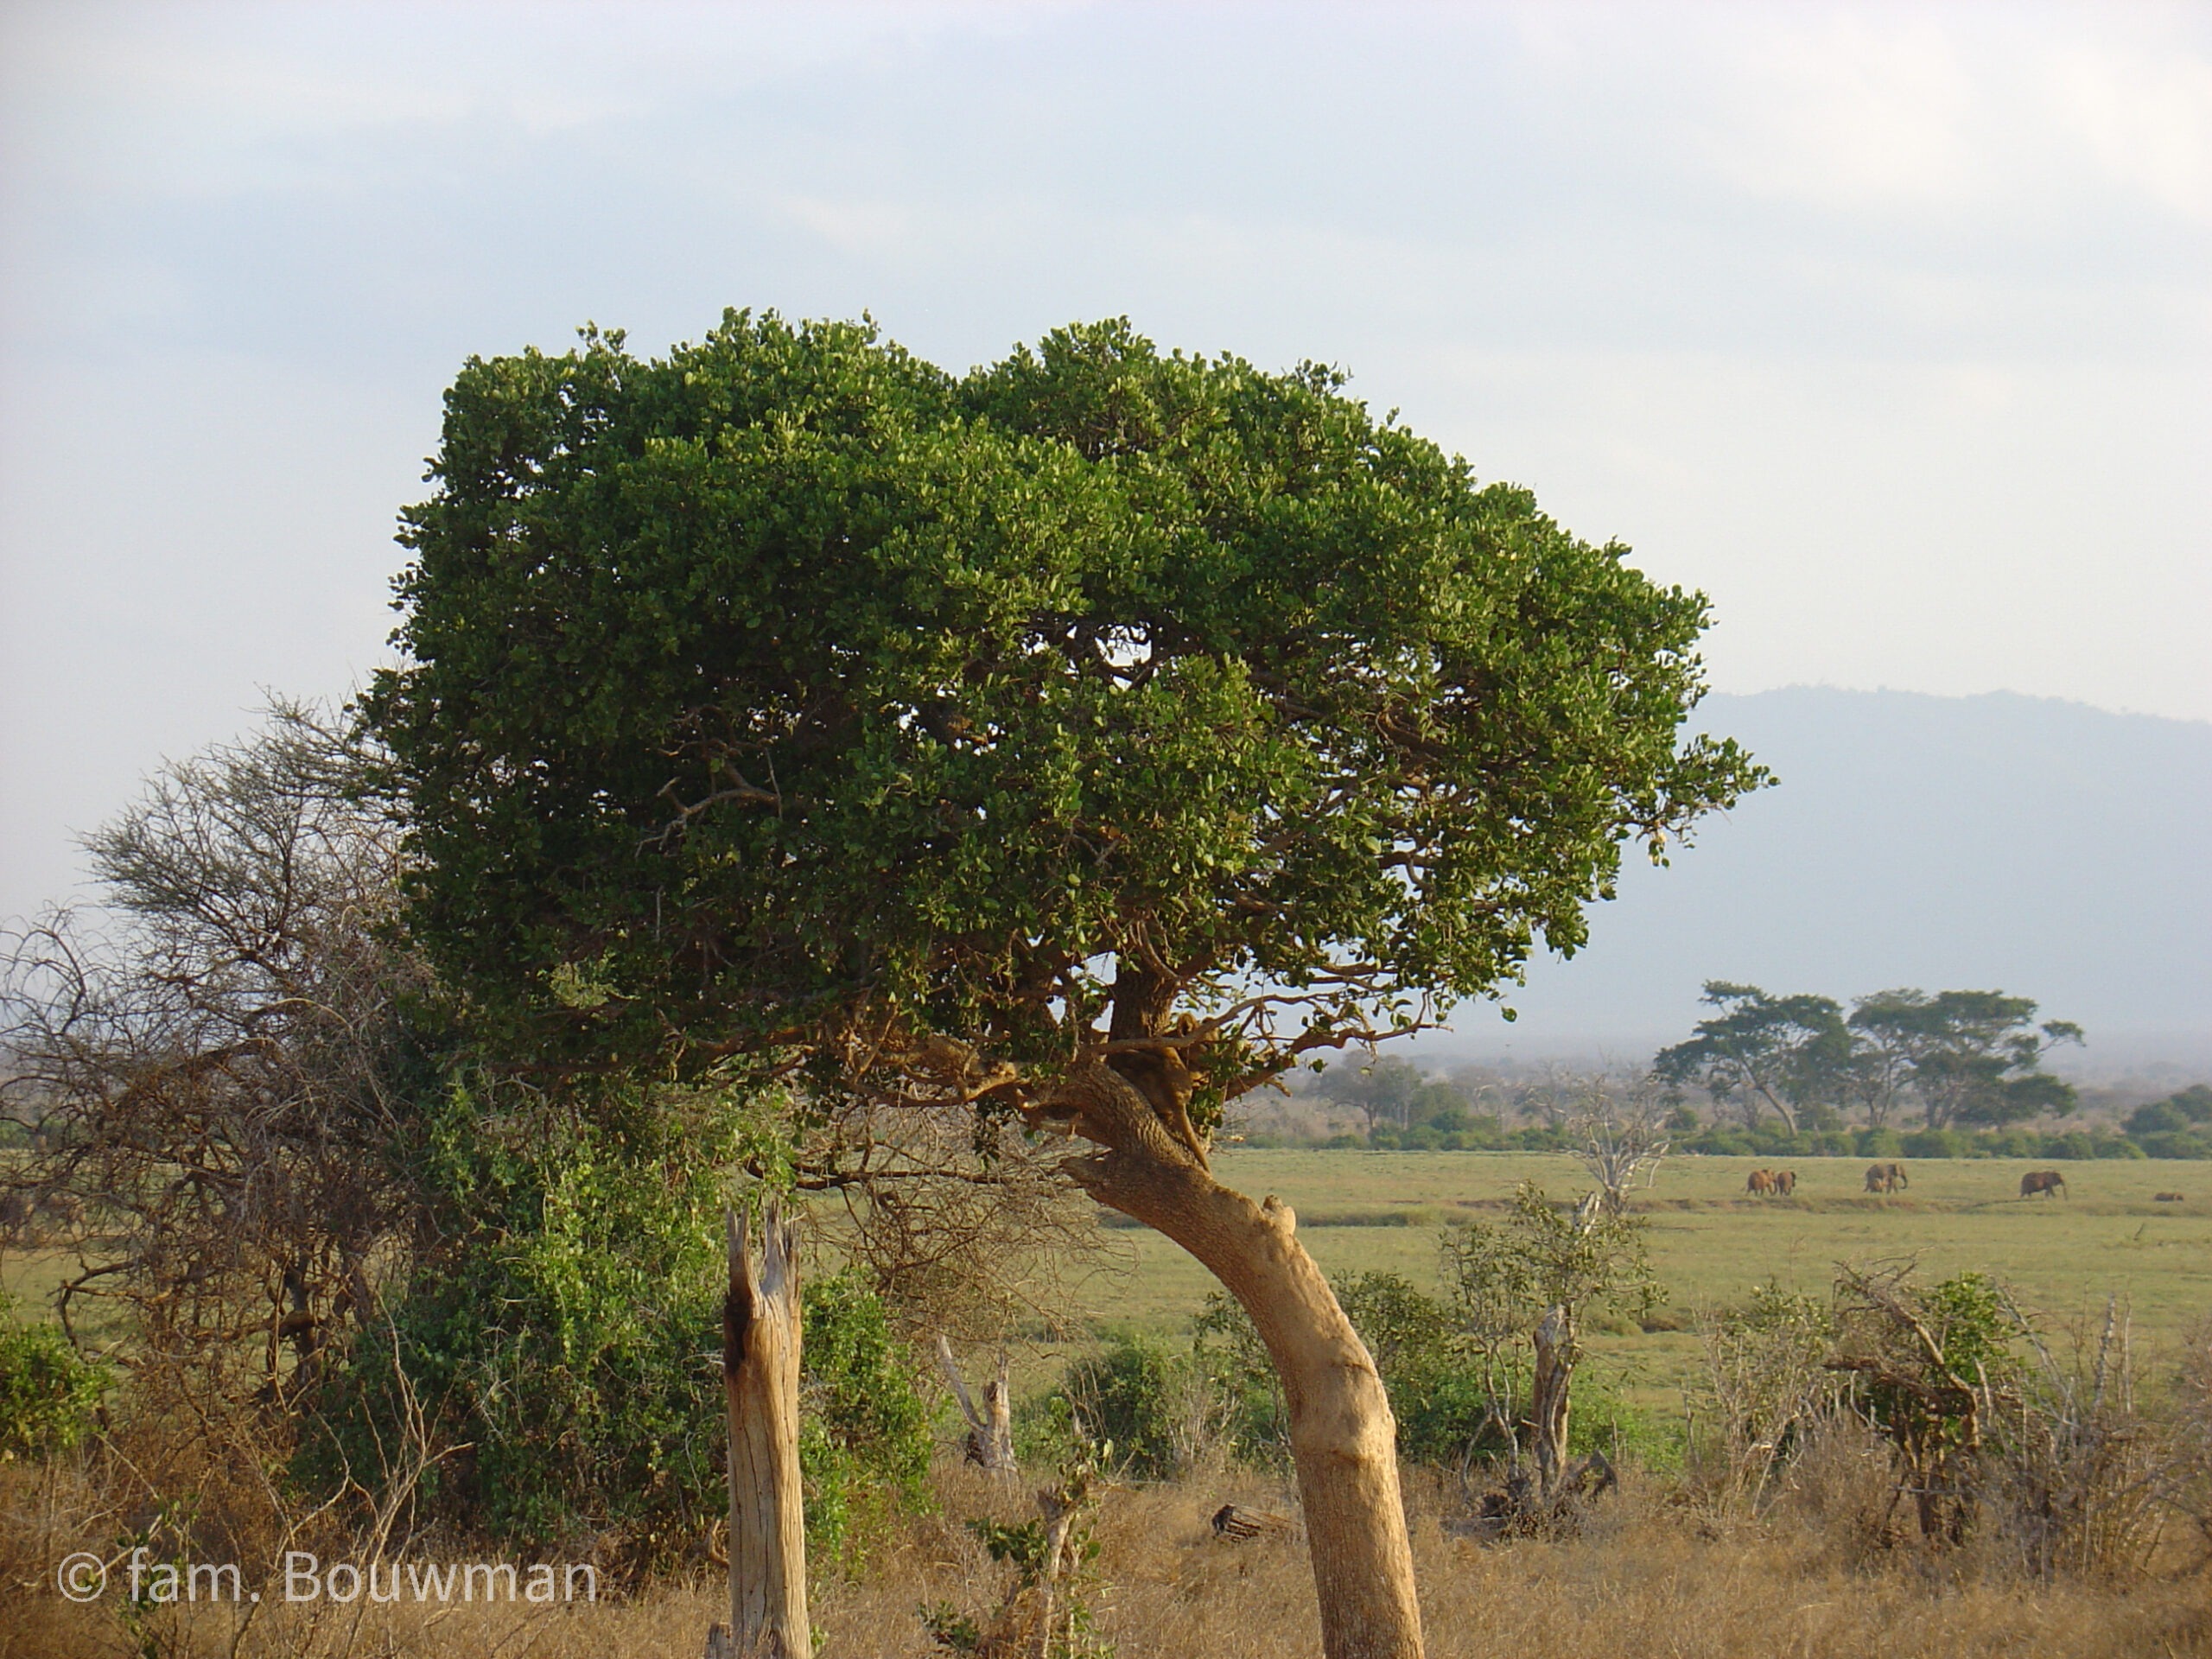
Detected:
left=12, top=1453, right=2212, bottom=1659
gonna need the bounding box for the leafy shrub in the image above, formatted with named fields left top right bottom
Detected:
left=799, top=1270, right=933, bottom=1571
left=1685, top=1128, right=1752, bottom=1155
left=1902, top=1128, right=1972, bottom=1159
left=2137, top=1131, right=2212, bottom=1160
left=312, top=1080, right=926, bottom=1567
left=1059, top=1334, right=1213, bottom=1480
left=1567, top=1375, right=1681, bottom=1471
left=1337, top=1271, right=1497, bottom=1465
left=308, top=1082, right=734, bottom=1560
left=0, top=1295, right=106, bottom=1461
left=2126, top=1085, right=2212, bottom=1138
left=1191, top=1274, right=1502, bottom=1471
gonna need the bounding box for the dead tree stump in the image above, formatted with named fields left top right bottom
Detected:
left=938, top=1334, right=1018, bottom=1477
left=715, top=1201, right=810, bottom=1659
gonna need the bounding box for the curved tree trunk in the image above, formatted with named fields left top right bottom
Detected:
left=1042, top=1058, right=1423, bottom=1659
left=721, top=1202, right=810, bottom=1659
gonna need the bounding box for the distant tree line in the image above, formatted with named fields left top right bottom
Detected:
left=1262, top=998, right=2209, bottom=1160
left=1651, top=981, right=2082, bottom=1133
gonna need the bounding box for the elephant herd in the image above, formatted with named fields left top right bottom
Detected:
left=1735, top=1163, right=2082, bottom=1199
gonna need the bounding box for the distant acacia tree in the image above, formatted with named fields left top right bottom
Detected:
left=1650, top=982, right=1849, bottom=1131
left=1317, top=1054, right=1468, bottom=1138
left=1847, top=989, right=2082, bottom=1129
left=1653, top=982, right=2085, bottom=1133
left=362, top=311, right=1764, bottom=1659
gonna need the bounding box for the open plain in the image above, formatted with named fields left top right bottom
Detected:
left=1058, top=1150, right=2212, bottom=1397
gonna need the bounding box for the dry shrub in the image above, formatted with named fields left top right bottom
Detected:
left=1685, top=1281, right=1841, bottom=1518
left=803, top=1109, right=1120, bottom=1348
left=1974, top=1296, right=2172, bottom=1580
left=2163, top=1314, right=2212, bottom=1570
left=1769, top=1411, right=1921, bottom=1566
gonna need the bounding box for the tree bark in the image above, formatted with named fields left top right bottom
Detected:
left=1041, top=1058, right=1423, bottom=1659
left=1529, top=1304, right=1574, bottom=1500
left=721, top=1202, right=810, bottom=1659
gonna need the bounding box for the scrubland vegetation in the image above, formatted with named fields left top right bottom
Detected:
left=10, top=1128, right=2212, bottom=1656
left=7, top=314, right=2209, bottom=1656
left=8, top=1296, right=2212, bottom=1658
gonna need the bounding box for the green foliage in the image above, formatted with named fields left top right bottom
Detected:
left=800, top=1269, right=935, bottom=1571
left=1440, top=1184, right=1663, bottom=1338
left=1849, top=988, right=2082, bottom=1129
left=365, top=309, right=1763, bottom=1095
left=1190, top=1296, right=1288, bottom=1466
left=1656, top=1122, right=2145, bottom=1160
left=1334, top=1271, right=1498, bottom=1465
left=1059, top=1334, right=1204, bottom=1480
left=1077, top=1249, right=1678, bottom=1478
left=1653, top=982, right=1850, bottom=1131
left=310, top=1079, right=741, bottom=1558
left=0, top=1294, right=107, bottom=1461
left=2127, top=1085, right=2212, bottom=1158
left=2140, top=1084, right=2212, bottom=1128
left=1902, top=1128, right=1973, bottom=1160
left=1566, top=1376, right=1681, bottom=1471
left=1654, top=984, right=2086, bottom=1135
left=1192, top=1271, right=1516, bottom=1469
left=1831, top=1264, right=2022, bottom=1541
left=312, top=1079, right=926, bottom=1567
left=1916, top=1272, right=2017, bottom=1387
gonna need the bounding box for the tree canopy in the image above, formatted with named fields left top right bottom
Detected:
left=1650, top=981, right=2083, bottom=1133
left=1847, top=988, right=2082, bottom=1129
left=365, top=311, right=1764, bottom=1109
left=1650, top=981, right=1850, bottom=1132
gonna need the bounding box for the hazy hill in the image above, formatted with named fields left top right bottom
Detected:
left=1427, top=688, right=2212, bottom=1077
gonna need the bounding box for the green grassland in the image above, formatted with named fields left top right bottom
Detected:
left=1060, top=1150, right=2212, bottom=1401
left=11, top=1150, right=2209, bottom=1409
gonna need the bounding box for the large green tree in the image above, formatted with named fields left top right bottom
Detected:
left=365, top=312, right=1763, bottom=1659
left=1847, top=988, right=2082, bottom=1129
left=1650, top=981, right=1850, bottom=1132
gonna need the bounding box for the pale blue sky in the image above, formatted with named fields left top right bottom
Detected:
left=3, top=1, right=2209, bottom=922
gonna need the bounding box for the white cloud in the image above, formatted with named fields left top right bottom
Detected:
left=2049, top=41, right=2212, bottom=222
left=1697, top=11, right=1983, bottom=211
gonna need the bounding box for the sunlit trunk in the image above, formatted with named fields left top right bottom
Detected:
left=721, top=1204, right=810, bottom=1659
left=1058, top=1051, right=1422, bottom=1659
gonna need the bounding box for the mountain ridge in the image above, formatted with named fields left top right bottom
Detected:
left=1424, top=685, right=2211, bottom=1073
